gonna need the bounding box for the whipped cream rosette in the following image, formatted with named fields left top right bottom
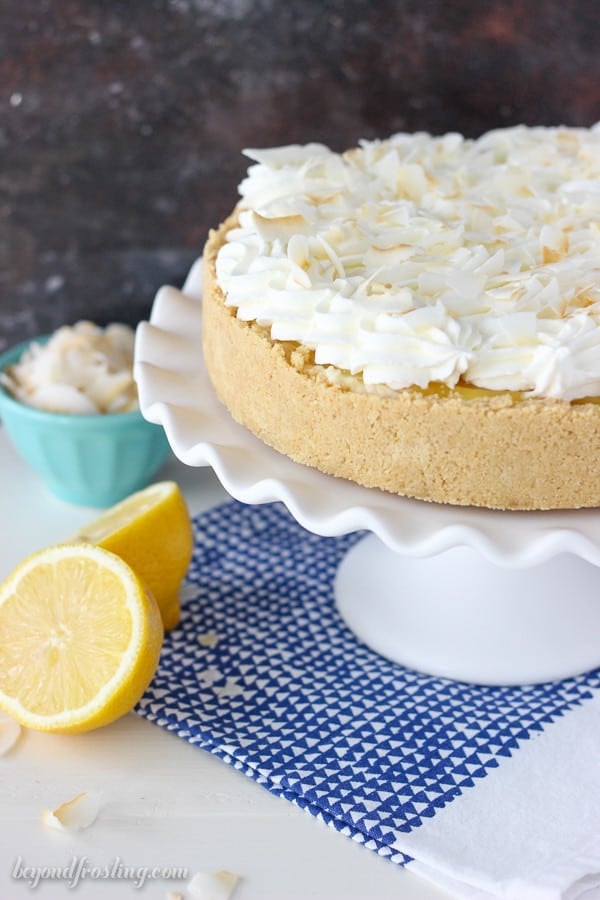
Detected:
left=217, top=125, right=600, bottom=401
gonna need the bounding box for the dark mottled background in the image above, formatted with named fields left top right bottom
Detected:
left=1, top=0, right=599, bottom=349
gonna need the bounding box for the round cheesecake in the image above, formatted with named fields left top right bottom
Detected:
left=202, top=126, right=600, bottom=510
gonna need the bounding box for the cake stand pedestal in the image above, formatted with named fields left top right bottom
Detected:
left=135, top=259, right=600, bottom=686
left=335, top=538, right=600, bottom=684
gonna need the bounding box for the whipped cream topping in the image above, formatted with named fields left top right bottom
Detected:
left=216, top=125, right=600, bottom=400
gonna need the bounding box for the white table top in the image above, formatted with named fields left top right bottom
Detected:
left=0, top=428, right=450, bottom=900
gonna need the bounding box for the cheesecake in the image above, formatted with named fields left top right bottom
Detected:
left=202, top=125, right=600, bottom=509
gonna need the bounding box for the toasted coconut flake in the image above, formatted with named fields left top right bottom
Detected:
left=198, top=666, right=222, bottom=685
left=252, top=211, right=308, bottom=241
left=4, top=320, right=138, bottom=414
left=197, top=632, right=219, bottom=648
left=41, top=790, right=102, bottom=832
left=541, top=224, right=569, bottom=263
left=215, top=678, right=244, bottom=699
left=542, top=244, right=568, bottom=264
left=180, top=582, right=197, bottom=602
left=187, top=870, right=240, bottom=900
left=166, top=893, right=184, bottom=900
left=0, top=712, right=21, bottom=756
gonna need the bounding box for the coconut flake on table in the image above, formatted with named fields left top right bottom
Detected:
left=41, top=790, right=103, bottom=832
left=197, top=632, right=220, bottom=648
left=187, top=870, right=240, bottom=900
left=1, top=321, right=139, bottom=414
left=0, top=712, right=21, bottom=756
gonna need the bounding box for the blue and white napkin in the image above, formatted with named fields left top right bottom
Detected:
left=137, top=500, right=600, bottom=900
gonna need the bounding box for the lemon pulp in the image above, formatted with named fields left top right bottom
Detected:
left=0, top=543, right=163, bottom=733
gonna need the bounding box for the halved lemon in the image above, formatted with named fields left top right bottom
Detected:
left=72, top=481, right=194, bottom=631
left=0, top=543, right=163, bottom=733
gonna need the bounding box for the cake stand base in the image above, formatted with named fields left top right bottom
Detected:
left=334, top=535, right=600, bottom=685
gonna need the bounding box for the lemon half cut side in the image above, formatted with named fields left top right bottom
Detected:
left=0, top=543, right=163, bottom=734
left=73, top=481, right=194, bottom=631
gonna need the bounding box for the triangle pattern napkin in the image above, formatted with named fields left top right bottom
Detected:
left=137, top=500, right=600, bottom=900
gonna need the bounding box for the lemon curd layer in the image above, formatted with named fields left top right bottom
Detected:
left=417, top=381, right=600, bottom=404
left=275, top=335, right=600, bottom=405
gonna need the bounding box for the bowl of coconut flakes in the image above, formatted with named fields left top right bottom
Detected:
left=0, top=321, right=170, bottom=506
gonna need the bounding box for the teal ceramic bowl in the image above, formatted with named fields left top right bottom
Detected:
left=0, top=336, right=171, bottom=507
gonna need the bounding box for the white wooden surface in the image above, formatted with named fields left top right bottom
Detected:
left=0, top=428, right=450, bottom=900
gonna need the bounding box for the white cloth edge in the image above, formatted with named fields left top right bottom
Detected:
left=396, top=691, right=600, bottom=899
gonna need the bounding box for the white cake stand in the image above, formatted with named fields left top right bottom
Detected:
left=134, top=259, right=600, bottom=686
